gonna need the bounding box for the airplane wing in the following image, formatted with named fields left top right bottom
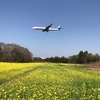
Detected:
left=46, top=23, right=53, bottom=29
left=42, top=23, right=53, bottom=32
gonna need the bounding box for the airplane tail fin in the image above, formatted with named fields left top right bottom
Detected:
left=57, top=25, right=62, bottom=30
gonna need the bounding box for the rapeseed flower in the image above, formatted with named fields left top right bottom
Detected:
left=0, top=63, right=100, bottom=99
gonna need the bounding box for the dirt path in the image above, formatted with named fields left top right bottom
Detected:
left=61, top=63, right=100, bottom=72
left=85, top=62, right=100, bottom=72
left=86, top=68, right=100, bottom=72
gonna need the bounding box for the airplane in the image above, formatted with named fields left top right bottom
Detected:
left=32, top=23, right=62, bottom=32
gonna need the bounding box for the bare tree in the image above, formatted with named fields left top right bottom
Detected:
left=0, top=42, right=33, bottom=62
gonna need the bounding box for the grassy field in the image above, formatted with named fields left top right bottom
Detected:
left=0, top=63, right=100, bottom=100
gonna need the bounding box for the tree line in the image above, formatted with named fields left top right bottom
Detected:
left=68, top=51, right=100, bottom=64
left=0, top=42, right=33, bottom=62
left=0, top=42, right=100, bottom=63
left=34, top=51, right=100, bottom=64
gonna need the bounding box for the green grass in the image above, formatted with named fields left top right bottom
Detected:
left=0, top=63, right=100, bottom=100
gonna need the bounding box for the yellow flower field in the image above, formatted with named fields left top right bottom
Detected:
left=0, top=63, right=100, bottom=100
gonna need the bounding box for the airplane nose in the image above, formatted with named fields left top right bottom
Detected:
left=32, top=27, right=34, bottom=30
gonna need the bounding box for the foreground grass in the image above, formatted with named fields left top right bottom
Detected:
left=0, top=63, right=100, bottom=100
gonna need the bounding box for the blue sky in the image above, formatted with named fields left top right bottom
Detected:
left=0, top=0, right=100, bottom=57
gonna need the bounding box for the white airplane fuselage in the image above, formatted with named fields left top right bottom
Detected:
left=33, top=27, right=45, bottom=30
left=32, top=23, right=62, bottom=32
left=33, top=27, right=59, bottom=31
